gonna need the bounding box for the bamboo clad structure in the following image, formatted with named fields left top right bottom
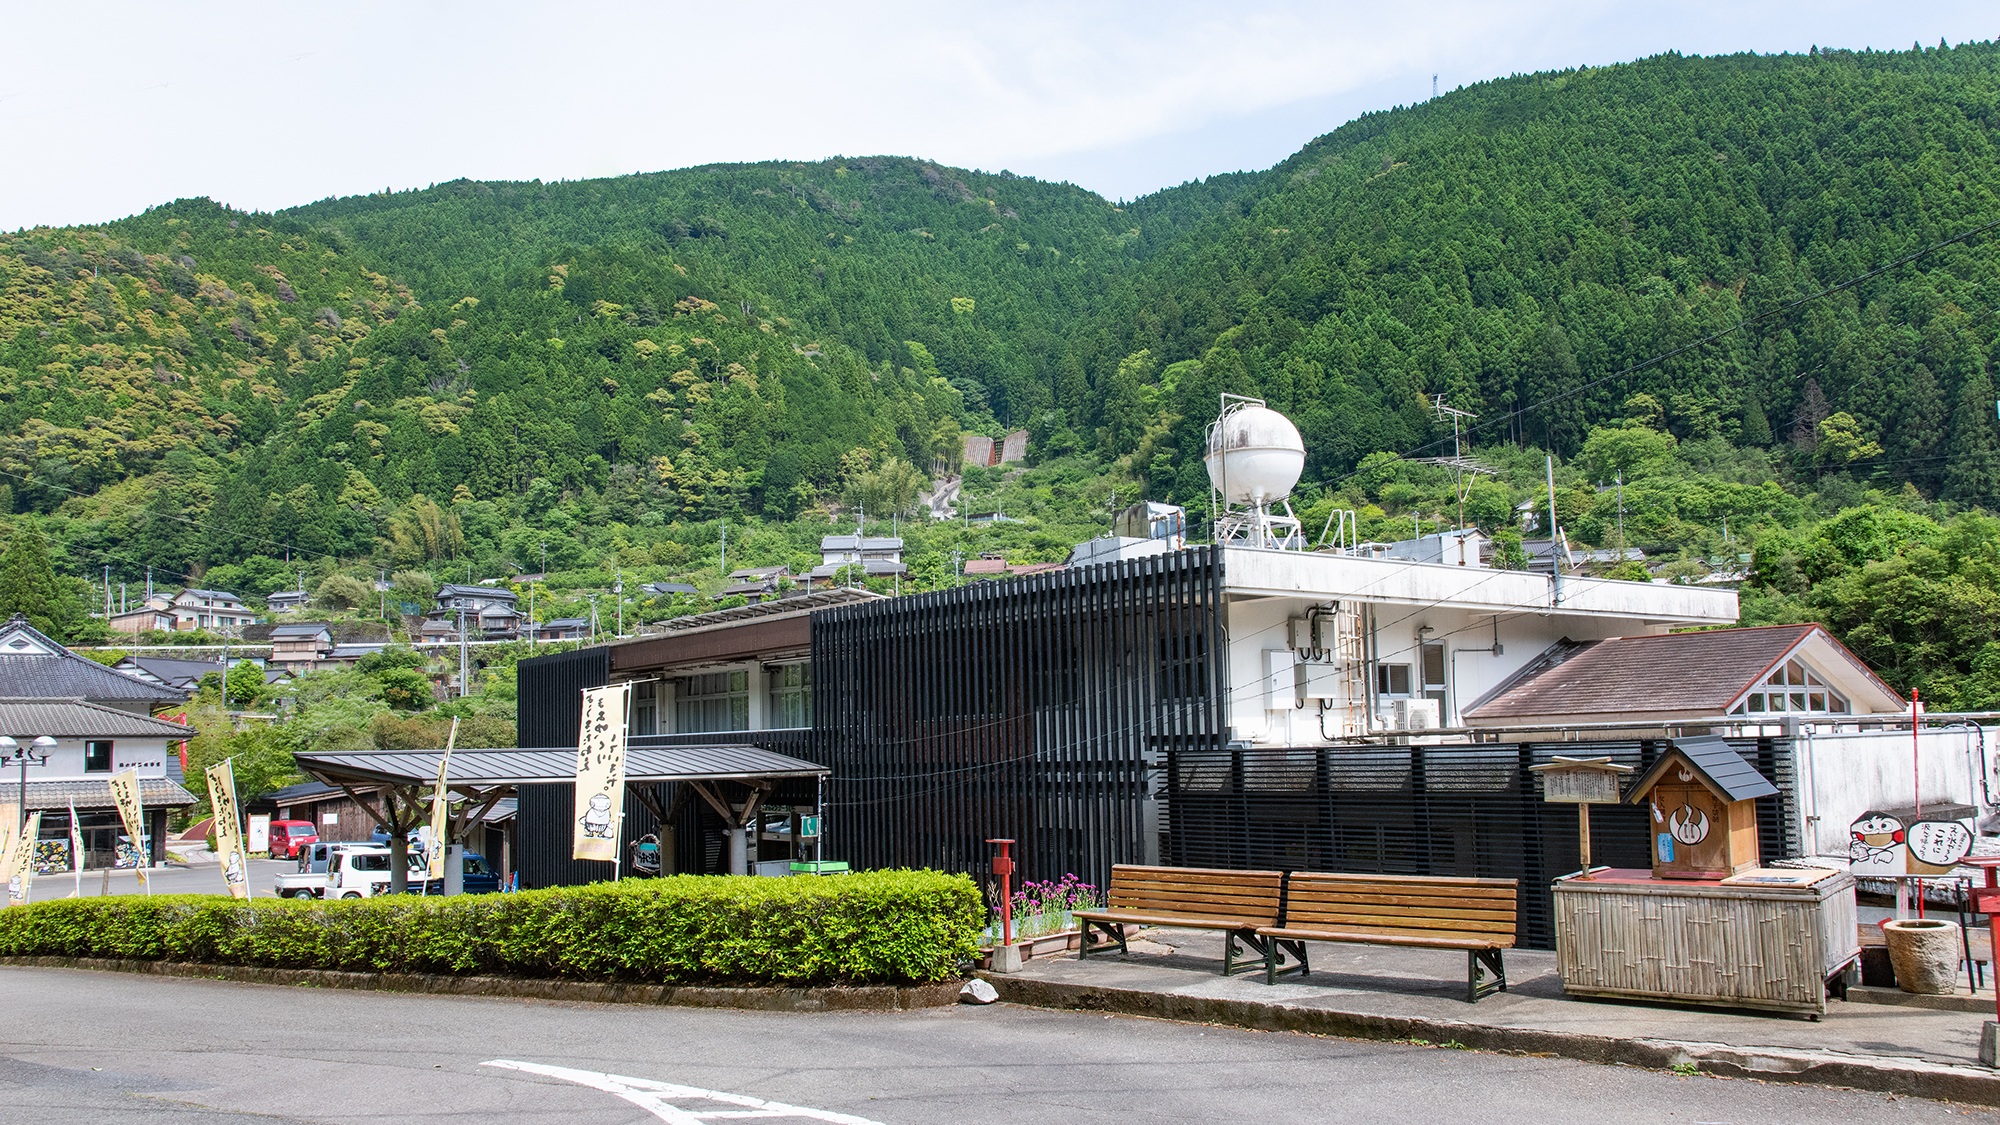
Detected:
left=1553, top=868, right=1859, bottom=1017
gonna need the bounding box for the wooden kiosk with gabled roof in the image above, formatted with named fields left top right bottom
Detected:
left=1626, top=735, right=1779, bottom=879
left=1551, top=736, right=1859, bottom=1017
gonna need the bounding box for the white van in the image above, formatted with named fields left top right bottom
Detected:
left=324, top=846, right=426, bottom=898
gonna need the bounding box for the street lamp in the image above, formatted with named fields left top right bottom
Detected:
left=1, top=735, right=57, bottom=833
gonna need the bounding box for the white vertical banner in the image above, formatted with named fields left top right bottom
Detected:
left=108, top=768, right=150, bottom=894
left=6, top=813, right=43, bottom=906
left=68, top=798, right=82, bottom=898
left=427, top=717, right=460, bottom=882
left=573, top=684, right=631, bottom=863
left=0, top=803, right=16, bottom=893
left=205, top=760, right=251, bottom=899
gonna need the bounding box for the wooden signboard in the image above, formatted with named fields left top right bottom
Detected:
left=1530, top=757, right=1633, bottom=880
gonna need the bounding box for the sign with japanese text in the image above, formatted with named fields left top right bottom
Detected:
left=573, top=684, right=631, bottom=863
left=205, top=760, right=251, bottom=898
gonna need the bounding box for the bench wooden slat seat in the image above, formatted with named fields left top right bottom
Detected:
left=1075, top=864, right=1293, bottom=977
left=1260, top=872, right=1520, bottom=1002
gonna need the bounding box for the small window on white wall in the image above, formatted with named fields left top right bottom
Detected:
left=1375, top=665, right=1412, bottom=696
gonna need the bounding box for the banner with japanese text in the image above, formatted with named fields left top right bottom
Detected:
left=109, top=769, right=149, bottom=863
left=427, top=718, right=459, bottom=882
left=205, top=760, right=251, bottom=898
left=572, top=683, right=630, bottom=862
left=6, top=813, right=43, bottom=906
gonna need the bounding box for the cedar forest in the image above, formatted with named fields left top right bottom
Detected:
left=4, top=42, right=2000, bottom=787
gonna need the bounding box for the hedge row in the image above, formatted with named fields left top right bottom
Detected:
left=0, top=870, right=981, bottom=986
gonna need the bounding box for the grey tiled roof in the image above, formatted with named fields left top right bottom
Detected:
left=20, top=775, right=199, bottom=810
left=0, top=699, right=197, bottom=738
left=1629, top=735, right=1779, bottom=804
left=0, top=655, right=180, bottom=704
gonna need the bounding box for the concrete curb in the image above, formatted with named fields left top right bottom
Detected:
left=0, top=956, right=963, bottom=1012
left=980, top=973, right=2000, bottom=1105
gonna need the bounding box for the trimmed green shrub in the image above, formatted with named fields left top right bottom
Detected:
left=0, top=870, right=980, bottom=986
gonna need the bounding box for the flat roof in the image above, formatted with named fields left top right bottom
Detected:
left=296, top=744, right=829, bottom=789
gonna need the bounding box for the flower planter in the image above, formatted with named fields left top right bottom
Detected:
left=974, top=929, right=1085, bottom=970
left=1880, top=918, right=1961, bottom=995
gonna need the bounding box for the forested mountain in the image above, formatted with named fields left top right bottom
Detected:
left=3, top=41, right=2000, bottom=702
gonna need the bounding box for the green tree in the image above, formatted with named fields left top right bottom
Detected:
left=0, top=523, right=88, bottom=641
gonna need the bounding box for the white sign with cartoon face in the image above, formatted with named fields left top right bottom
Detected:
left=1850, top=810, right=1975, bottom=876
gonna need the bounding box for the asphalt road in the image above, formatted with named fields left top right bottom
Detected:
left=1, top=966, right=1992, bottom=1124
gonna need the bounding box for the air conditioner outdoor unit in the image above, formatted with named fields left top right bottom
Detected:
left=1387, top=698, right=1440, bottom=731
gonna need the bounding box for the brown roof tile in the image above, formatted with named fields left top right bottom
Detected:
left=1464, top=624, right=1821, bottom=720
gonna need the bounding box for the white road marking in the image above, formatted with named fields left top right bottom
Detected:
left=481, top=1059, right=887, bottom=1125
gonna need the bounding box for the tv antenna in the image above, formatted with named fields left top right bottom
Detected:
left=1409, top=394, right=1494, bottom=528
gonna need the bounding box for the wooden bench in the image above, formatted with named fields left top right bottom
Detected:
left=1258, top=872, right=1519, bottom=1002
left=1075, top=864, right=1291, bottom=977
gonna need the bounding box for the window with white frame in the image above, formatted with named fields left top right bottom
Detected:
left=676, top=670, right=749, bottom=732
left=767, top=663, right=812, bottom=728
left=629, top=680, right=658, bottom=736
left=1730, top=658, right=1849, bottom=715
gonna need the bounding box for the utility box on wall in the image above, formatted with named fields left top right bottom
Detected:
left=1626, top=737, right=1777, bottom=879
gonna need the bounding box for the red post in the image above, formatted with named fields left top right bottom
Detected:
left=1914, top=689, right=1925, bottom=920
left=988, top=838, right=1016, bottom=947
left=1968, top=858, right=2000, bottom=1028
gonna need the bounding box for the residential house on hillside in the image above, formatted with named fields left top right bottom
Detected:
left=423, top=585, right=523, bottom=640
left=107, top=594, right=175, bottom=636
left=531, top=618, right=591, bottom=642
left=265, top=589, right=311, bottom=615
left=641, top=581, right=698, bottom=598
left=268, top=624, right=335, bottom=673
left=110, top=654, right=289, bottom=700
left=719, top=566, right=787, bottom=602
left=805, top=535, right=906, bottom=588
left=0, top=616, right=180, bottom=715
left=169, top=589, right=255, bottom=634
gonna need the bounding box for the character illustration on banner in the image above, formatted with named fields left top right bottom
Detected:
left=223, top=850, right=244, bottom=887
left=581, top=793, right=615, bottom=839
left=6, top=871, right=20, bottom=905
left=1850, top=811, right=1906, bottom=870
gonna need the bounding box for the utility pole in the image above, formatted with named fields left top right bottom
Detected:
left=103, top=565, right=110, bottom=619
left=586, top=592, right=600, bottom=642
left=457, top=603, right=469, bottom=698
left=1614, top=471, right=1626, bottom=559
left=719, top=520, right=726, bottom=577
left=614, top=568, right=623, bottom=637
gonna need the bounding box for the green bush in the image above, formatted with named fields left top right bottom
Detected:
left=0, top=870, right=980, bottom=986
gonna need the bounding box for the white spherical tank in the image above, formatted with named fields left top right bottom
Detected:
left=1205, top=405, right=1305, bottom=505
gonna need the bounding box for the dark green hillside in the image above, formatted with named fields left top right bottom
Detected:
left=1078, top=43, right=2000, bottom=506
left=259, top=159, right=1160, bottom=426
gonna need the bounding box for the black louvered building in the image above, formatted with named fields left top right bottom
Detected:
left=517, top=546, right=1799, bottom=950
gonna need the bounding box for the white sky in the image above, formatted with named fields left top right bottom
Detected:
left=2, top=2, right=1995, bottom=229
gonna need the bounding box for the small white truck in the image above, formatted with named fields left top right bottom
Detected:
left=274, top=842, right=380, bottom=899
left=319, top=845, right=425, bottom=899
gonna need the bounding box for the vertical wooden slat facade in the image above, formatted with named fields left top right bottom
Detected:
left=1164, top=736, right=1800, bottom=951
left=812, top=547, right=1225, bottom=893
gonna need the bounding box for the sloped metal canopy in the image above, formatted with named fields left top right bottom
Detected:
left=294, top=745, right=829, bottom=790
